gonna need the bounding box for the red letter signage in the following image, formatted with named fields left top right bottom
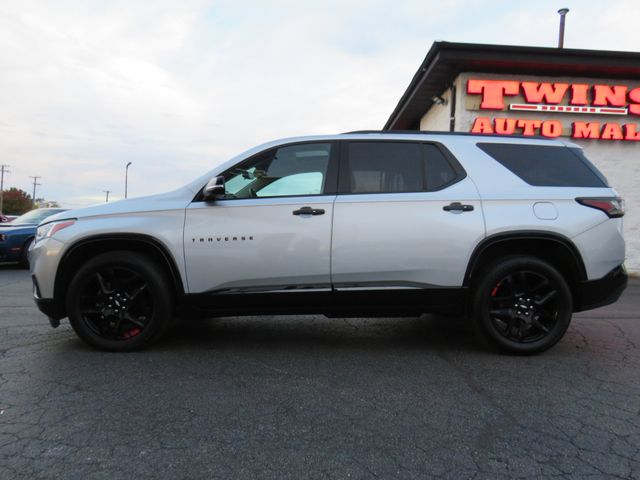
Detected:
left=466, top=78, right=640, bottom=141
left=624, top=124, right=640, bottom=140
left=629, top=87, right=640, bottom=116
left=521, top=82, right=569, bottom=104
left=471, top=117, right=494, bottom=134
left=516, top=119, right=542, bottom=136
left=541, top=120, right=563, bottom=137
left=467, top=80, right=519, bottom=110
left=573, top=122, right=600, bottom=139
left=593, top=85, right=628, bottom=107
left=601, top=123, right=624, bottom=140
left=570, top=84, right=589, bottom=105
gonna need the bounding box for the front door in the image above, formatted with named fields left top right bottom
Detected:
left=184, top=142, right=338, bottom=309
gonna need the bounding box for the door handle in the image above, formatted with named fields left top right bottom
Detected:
left=292, top=206, right=325, bottom=216
left=443, top=202, right=474, bottom=212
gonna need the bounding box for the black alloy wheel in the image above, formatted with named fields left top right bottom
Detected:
left=79, top=267, right=152, bottom=340
left=473, top=256, right=573, bottom=354
left=66, top=251, right=173, bottom=351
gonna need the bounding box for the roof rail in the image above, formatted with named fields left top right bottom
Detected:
left=340, top=130, right=557, bottom=140
left=342, top=129, right=465, bottom=134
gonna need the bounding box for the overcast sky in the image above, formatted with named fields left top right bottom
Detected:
left=1, top=0, right=638, bottom=207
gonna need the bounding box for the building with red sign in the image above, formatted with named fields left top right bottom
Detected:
left=385, top=42, right=640, bottom=272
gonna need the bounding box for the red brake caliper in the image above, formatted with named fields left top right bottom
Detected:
left=123, top=328, right=141, bottom=339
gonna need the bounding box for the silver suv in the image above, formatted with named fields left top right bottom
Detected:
left=30, top=132, right=628, bottom=354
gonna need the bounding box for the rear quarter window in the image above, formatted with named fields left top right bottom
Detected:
left=477, top=143, right=608, bottom=187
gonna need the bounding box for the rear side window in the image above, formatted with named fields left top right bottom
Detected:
left=424, top=144, right=458, bottom=190
left=345, top=142, right=460, bottom=194
left=477, top=143, right=608, bottom=187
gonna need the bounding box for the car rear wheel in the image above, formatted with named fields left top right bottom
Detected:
left=66, top=251, right=173, bottom=351
left=472, top=256, right=573, bottom=355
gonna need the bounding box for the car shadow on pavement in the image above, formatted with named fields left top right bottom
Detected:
left=0, top=262, right=25, bottom=270
left=148, top=314, right=486, bottom=354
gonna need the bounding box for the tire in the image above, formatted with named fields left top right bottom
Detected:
left=66, top=251, right=174, bottom=351
left=20, top=238, right=34, bottom=269
left=472, top=256, right=573, bottom=355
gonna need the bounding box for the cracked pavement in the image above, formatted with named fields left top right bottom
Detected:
left=0, top=265, right=639, bottom=479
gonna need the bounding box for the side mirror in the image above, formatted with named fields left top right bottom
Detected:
left=203, top=175, right=226, bottom=201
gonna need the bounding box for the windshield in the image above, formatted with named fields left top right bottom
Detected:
left=11, top=209, right=67, bottom=225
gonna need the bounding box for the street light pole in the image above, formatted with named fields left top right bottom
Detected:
left=103, top=190, right=111, bottom=203
left=125, top=162, right=132, bottom=199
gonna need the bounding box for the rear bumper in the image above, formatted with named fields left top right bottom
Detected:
left=574, top=265, right=628, bottom=312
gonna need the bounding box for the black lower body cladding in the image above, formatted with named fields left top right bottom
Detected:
left=574, top=265, right=628, bottom=312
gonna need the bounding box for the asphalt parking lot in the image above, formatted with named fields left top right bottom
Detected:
left=1, top=265, right=639, bottom=479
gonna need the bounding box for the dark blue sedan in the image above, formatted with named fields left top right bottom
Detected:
left=0, top=208, right=67, bottom=268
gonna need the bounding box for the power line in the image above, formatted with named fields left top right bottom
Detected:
left=29, top=175, right=41, bottom=209
left=103, top=190, right=111, bottom=203
left=0, top=164, right=9, bottom=214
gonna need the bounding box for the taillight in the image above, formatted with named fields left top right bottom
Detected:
left=576, top=197, right=624, bottom=218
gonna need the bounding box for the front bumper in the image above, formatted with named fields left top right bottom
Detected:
left=34, top=299, right=63, bottom=327
left=30, top=237, right=67, bottom=325
left=30, top=237, right=64, bottom=298
left=32, top=276, right=65, bottom=325
left=574, top=265, right=628, bottom=312
left=0, top=243, right=22, bottom=262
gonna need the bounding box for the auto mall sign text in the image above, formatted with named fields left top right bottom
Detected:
left=467, top=79, right=640, bottom=141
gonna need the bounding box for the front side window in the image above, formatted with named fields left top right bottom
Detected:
left=345, top=141, right=459, bottom=194
left=222, top=143, right=332, bottom=199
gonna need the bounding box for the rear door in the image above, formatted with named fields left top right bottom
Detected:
left=331, top=140, right=485, bottom=298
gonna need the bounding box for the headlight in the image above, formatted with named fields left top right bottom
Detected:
left=35, top=220, right=76, bottom=244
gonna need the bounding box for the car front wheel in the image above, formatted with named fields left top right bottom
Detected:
left=66, top=251, right=174, bottom=351
left=472, top=256, right=573, bottom=355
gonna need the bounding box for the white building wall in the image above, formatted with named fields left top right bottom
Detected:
left=419, top=88, right=451, bottom=131
left=420, top=72, right=640, bottom=272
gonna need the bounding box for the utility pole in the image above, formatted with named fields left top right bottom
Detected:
left=0, top=164, right=9, bottom=214
left=29, top=176, right=41, bottom=209
left=103, top=190, right=111, bottom=203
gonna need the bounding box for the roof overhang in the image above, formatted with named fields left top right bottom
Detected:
left=384, top=42, right=640, bottom=131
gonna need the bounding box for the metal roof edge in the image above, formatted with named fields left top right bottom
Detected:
left=383, top=41, right=640, bottom=131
